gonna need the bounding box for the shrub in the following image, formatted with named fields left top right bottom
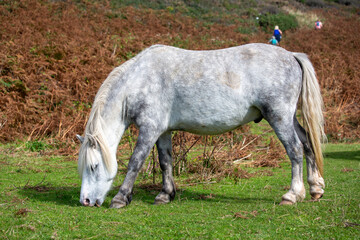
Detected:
left=335, top=0, right=357, bottom=6
left=258, top=13, right=298, bottom=32
left=25, top=140, right=51, bottom=152
left=260, top=5, right=280, bottom=15
left=305, top=0, right=326, bottom=7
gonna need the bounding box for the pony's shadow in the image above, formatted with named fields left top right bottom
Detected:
left=18, top=184, right=82, bottom=207
left=324, top=150, right=360, bottom=161
left=132, top=185, right=274, bottom=205
left=18, top=183, right=273, bottom=208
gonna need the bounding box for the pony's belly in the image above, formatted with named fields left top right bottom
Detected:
left=170, top=106, right=261, bottom=135
left=173, top=122, right=241, bottom=135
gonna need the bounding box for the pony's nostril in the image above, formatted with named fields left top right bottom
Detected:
left=83, top=198, right=90, bottom=206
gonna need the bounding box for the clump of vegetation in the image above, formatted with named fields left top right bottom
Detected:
left=25, top=140, right=51, bottom=152
left=284, top=7, right=320, bottom=28
left=304, top=0, right=327, bottom=8
left=258, top=13, right=299, bottom=32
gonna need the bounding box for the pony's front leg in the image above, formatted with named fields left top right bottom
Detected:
left=154, top=132, right=176, bottom=205
left=110, top=128, right=160, bottom=208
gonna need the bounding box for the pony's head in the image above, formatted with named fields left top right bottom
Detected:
left=77, top=134, right=117, bottom=207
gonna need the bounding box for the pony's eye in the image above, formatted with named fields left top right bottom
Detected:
left=90, top=164, right=98, bottom=172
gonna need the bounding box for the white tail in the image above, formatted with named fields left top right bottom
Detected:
left=294, top=53, right=326, bottom=177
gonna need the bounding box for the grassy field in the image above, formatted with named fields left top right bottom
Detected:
left=0, top=143, right=359, bottom=239
left=1, top=1, right=359, bottom=239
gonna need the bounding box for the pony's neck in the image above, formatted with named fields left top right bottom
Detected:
left=89, top=57, right=135, bottom=161
left=101, top=117, right=127, bottom=155
left=95, top=111, right=127, bottom=178
left=85, top=101, right=128, bottom=172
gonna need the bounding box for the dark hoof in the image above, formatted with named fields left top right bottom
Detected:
left=154, top=199, right=170, bottom=205
left=110, top=194, right=129, bottom=208
left=154, top=192, right=171, bottom=205
left=109, top=201, right=127, bottom=209
left=311, top=193, right=323, bottom=201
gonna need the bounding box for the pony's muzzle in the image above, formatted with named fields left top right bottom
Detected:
left=80, top=198, right=101, bottom=207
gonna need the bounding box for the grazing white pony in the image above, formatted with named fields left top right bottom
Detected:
left=77, top=44, right=326, bottom=208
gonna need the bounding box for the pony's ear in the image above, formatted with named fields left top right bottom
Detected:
left=76, top=134, right=84, bottom=143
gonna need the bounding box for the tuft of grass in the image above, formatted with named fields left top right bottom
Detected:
left=25, top=140, right=51, bottom=152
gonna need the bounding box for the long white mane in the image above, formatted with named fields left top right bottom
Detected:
left=78, top=56, right=139, bottom=176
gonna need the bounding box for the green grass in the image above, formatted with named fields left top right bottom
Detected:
left=106, top=0, right=299, bottom=32
left=0, top=143, right=359, bottom=239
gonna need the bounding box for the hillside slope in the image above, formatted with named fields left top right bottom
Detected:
left=0, top=0, right=359, bottom=146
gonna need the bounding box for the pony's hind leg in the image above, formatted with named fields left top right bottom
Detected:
left=294, top=118, right=325, bottom=200
left=154, top=131, right=176, bottom=205
left=110, top=126, right=162, bottom=208
left=265, top=112, right=306, bottom=204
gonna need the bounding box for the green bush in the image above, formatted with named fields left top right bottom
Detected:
left=258, top=13, right=298, bottom=32
left=25, top=140, right=50, bottom=152
left=305, top=0, right=326, bottom=7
